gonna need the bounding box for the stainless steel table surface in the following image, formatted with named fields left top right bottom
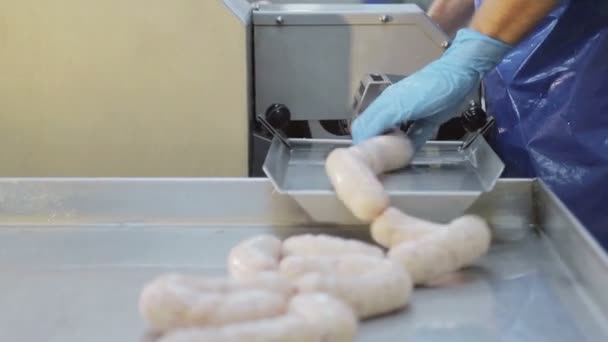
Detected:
left=0, top=178, right=606, bottom=341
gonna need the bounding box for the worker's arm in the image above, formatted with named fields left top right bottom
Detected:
left=351, top=0, right=559, bottom=145
left=427, top=0, right=475, bottom=37
left=471, top=1, right=558, bottom=45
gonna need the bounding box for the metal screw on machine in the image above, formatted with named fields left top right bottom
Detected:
left=275, top=16, right=284, bottom=25
left=379, top=15, right=391, bottom=23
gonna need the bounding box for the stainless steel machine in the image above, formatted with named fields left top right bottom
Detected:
left=246, top=2, right=489, bottom=177
left=248, top=2, right=460, bottom=175
left=242, top=2, right=495, bottom=224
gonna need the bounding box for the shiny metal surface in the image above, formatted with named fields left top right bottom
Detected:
left=249, top=2, right=448, bottom=171
left=466, top=179, right=534, bottom=241
left=0, top=178, right=310, bottom=226
left=253, top=4, right=446, bottom=121
left=0, top=178, right=607, bottom=342
left=263, top=136, right=503, bottom=223
left=253, top=4, right=445, bottom=26
left=536, top=181, right=608, bottom=321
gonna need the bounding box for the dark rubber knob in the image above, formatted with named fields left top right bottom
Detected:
left=265, top=104, right=291, bottom=131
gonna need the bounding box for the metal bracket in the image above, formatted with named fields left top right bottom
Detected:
left=352, top=73, right=392, bottom=117
left=351, top=73, right=409, bottom=133
left=460, top=116, right=495, bottom=151
left=256, top=115, right=293, bottom=150
left=352, top=73, right=409, bottom=117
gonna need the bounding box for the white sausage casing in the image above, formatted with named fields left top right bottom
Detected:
left=228, top=235, right=282, bottom=279
left=139, top=273, right=293, bottom=332
left=388, top=215, right=492, bottom=285
left=325, top=148, right=389, bottom=222
left=325, top=134, right=414, bottom=222
left=371, top=207, right=441, bottom=248
left=282, top=234, right=384, bottom=258
left=157, top=293, right=358, bottom=342
left=350, top=133, right=414, bottom=174
left=280, top=254, right=412, bottom=319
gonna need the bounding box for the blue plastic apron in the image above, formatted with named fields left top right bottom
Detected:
left=476, top=0, right=608, bottom=246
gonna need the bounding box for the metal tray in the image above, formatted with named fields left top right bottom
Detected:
left=0, top=178, right=607, bottom=342
left=263, top=136, right=504, bottom=223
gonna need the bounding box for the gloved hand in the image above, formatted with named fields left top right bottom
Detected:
left=351, top=28, right=512, bottom=147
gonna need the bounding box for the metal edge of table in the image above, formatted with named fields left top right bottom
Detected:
left=0, top=178, right=533, bottom=228
left=535, top=180, right=608, bottom=322
left=0, top=178, right=312, bottom=226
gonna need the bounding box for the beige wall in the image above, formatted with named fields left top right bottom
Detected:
left=0, top=0, right=250, bottom=176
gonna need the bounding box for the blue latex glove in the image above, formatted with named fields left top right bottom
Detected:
left=351, top=28, right=512, bottom=147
